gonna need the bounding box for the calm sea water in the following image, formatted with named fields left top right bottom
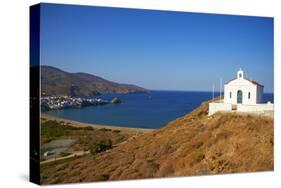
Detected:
left=45, top=91, right=274, bottom=129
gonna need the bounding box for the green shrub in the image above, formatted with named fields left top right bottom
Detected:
left=41, top=120, right=85, bottom=139
left=99, top=128, right=112, bottom=132
left=90, top=139, right=112, bottom=155
left=59, top=152, right=71, bottom=157
left=82, top=126, right=94, bottom=131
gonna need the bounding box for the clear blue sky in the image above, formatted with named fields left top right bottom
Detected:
left=40, top=3, right=274, bottom=93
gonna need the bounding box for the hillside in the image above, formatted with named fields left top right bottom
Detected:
left=41, top=99, right=273, bottom=184
left=40, top=66, right=147, bottom=96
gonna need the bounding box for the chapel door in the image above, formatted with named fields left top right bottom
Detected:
left=237, top=90, right=243, bottom=104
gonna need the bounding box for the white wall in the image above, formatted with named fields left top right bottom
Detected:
left=209, top=102, right=274, bottom=116
left=256, top=86, right=264, bottom=103
left=208, top=102, right=232, bottom=116
left=237, top=103, right=274, bottom=112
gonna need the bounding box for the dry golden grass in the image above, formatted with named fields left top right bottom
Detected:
left=41, top=98, right=273, bottom=184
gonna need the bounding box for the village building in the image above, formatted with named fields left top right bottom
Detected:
left=208, top=69, right=273, bottom=116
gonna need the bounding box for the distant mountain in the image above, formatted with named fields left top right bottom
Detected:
left=40, top=65, right=147, bottom=96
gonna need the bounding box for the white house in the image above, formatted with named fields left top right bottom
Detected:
left=208, top=69, right=273, bottom=116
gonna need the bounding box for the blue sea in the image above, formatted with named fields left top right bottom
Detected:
left=45, top=91, right=274, bottom=129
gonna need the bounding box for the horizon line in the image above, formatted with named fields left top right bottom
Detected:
left=38, top=64, right=274, bottom=94
left=146, top=89, right=274, bottom=94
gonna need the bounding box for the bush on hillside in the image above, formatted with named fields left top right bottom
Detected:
left=90, top=139, right=112, bottom=155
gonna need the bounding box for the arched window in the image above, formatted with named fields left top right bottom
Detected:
left=229, top=92, right=232, bottom=99
left=239, top=73, right=242, bottom=78
left=248, top=92, right=251, bottom=99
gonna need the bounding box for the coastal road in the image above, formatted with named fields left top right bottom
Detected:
left=40, top=141, right=128, bottom=165
left=40, top=150, right=90, bottom=164
left=40, top=134, right=143, bottom=165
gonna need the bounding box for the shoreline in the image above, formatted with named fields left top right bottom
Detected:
left=41, top=113, right=155, bottom=133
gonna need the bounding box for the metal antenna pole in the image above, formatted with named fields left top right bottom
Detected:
left=212, top=84, right=214, bottom=101
left=220, top=78, right=222, bottom=102
left=219, top=78, right=221, bottom=101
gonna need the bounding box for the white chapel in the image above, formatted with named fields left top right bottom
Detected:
left=224, top=69, right=263, bottom=105
left=208, top=69, right=273, bottom=116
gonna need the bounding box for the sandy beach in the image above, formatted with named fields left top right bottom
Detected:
left=41, top=113, right=154, bottom=133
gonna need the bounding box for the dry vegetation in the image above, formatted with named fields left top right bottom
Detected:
left=41, top=119, right=135, bottom=147
left=40, top=99, right=273, bottom=184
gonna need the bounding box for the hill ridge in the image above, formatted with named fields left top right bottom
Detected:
left=40, top=65, right=147, bottom=96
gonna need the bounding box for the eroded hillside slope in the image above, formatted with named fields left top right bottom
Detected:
left=41, top=99, right=273, bottom=184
